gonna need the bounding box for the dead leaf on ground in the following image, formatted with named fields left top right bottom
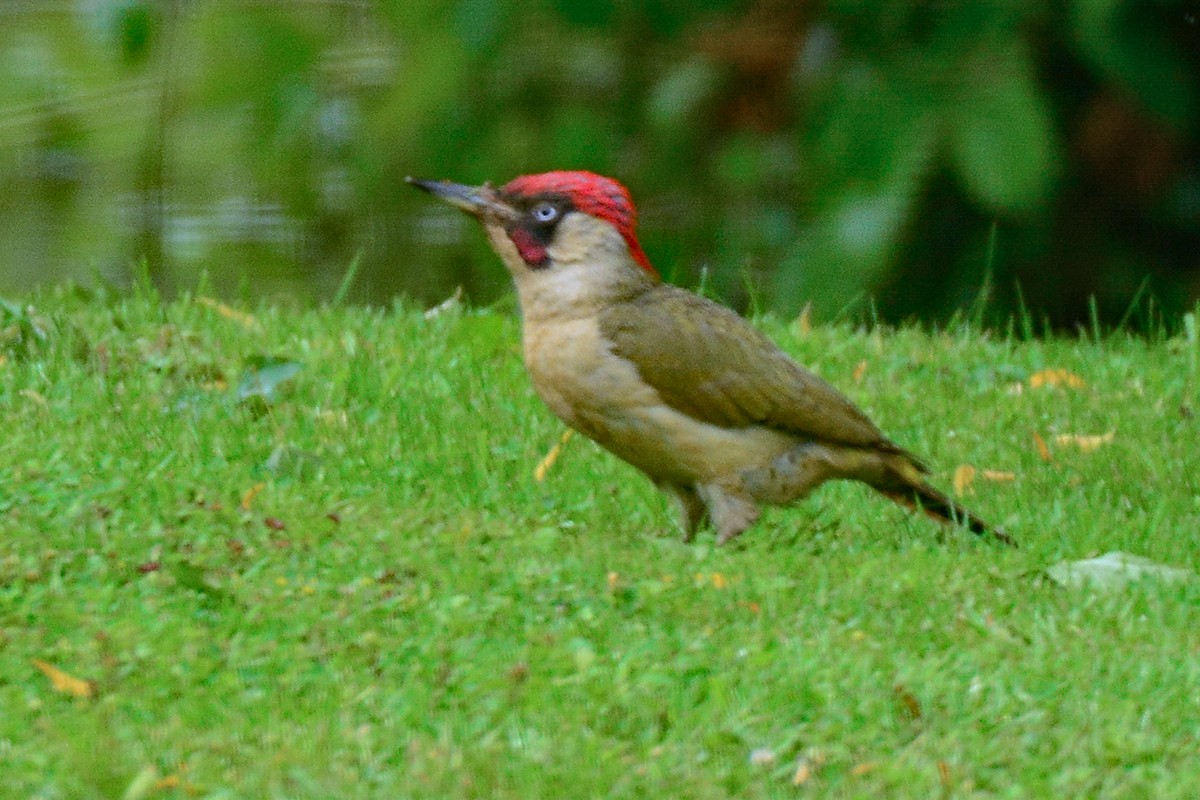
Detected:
left=1032, top=432, right=1051, bottom=461
left=792, top=749, right=826, bottom=785
left=197, top=296, right=261, bottom=330
left=953, top=465, right=976, bottom=497
left=1029, top=368, right=1086, bottom=389
left=534, top=429, right=574, bottom=482
left=938, top=760, right=952, bottom=792
left=981, top=469, right=1016, bottom=482
left=850, top=762, right=877, bottom=777
left=423, top=286, right=464, bottom=319
left=240, top=482, right=265, bottom=511
left=748, top=748, right=776, bottom=766
left=1045, top=552, right=1193, bottom=590
left=893, top=684, right=922, bottom=720
left=153, top=774, right=182, bottom=791
left=1053, top=431, right=1115, bottom=452
left=695, top=572, right=729, bottom=589
left=793, top=302, right=812, bottom=337
left=606, top=571, right=621, bottom=593
left=32, top=659, right=97, bottom=698
left=236, top=360, right=302, bottom=406
left=121, top=765, right=159, bottom=800
left=852, top=360, right=868, bottom=383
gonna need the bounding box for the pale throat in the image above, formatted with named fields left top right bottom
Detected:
left=484, top=215, right=652, bottom=322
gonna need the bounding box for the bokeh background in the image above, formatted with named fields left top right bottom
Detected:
left=2, top=0, right=1198, bottom=328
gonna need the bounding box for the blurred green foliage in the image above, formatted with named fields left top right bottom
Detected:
left=0, top=0, right=1197, bottom=328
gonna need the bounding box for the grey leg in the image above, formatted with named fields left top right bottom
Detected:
left=696, top=483, right=761, bottom=545
left=660, top=483, right=707, bottom=542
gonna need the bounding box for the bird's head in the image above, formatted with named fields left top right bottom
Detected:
left=408, top=171, right=658, bottom=313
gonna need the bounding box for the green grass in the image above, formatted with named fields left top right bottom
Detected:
left=2, top=288, right=1198, bottom=798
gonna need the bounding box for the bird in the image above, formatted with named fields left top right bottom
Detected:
left=408, top=171, right=1013, bottom=547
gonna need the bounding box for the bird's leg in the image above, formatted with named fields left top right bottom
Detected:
left=697, top=483, right=760, bottom=545
left=660, top=483, right=708, bottom=542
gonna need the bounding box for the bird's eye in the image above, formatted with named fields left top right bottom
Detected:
left=532, top=203, right=559, bottom=223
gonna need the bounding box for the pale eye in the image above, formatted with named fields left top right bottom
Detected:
left=532, top=203, right=558, bottom=223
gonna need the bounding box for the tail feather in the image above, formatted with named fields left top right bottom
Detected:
left=876, top=481, right=1016, bottom=547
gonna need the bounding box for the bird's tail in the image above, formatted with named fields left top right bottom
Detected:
left=875, top=479, right=1016, bottom=547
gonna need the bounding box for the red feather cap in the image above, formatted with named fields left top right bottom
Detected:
left=502, top=171, right=656, bottom=275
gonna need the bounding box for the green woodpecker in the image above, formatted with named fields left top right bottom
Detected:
left=408, top=171, right=1013, bottom=547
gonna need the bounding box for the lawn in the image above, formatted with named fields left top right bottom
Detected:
left=2, top=288, right=1198, bottom=798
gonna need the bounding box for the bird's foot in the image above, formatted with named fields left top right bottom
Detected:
left=698, top=483, right=760, bottom=546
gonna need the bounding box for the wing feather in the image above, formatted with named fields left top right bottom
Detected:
left=599, top=285, right=909, bottom=455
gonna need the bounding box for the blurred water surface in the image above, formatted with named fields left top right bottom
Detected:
left=1, top=1, right=1197, bottom=328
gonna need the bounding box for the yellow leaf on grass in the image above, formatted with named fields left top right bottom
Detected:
left=850, top=762, right=877, bottom=777
left=32, top=659, right=97, bottom=698
left=197, top=296, right=261, bottom=330
left=953, top=465, right=976, bottom=497
left=852, top=360, right=868, bottom=383
left=1054, top=431, right=1115, bottom=452
left=153, top=775, right=181, bottom=790
left=1032, top=432, right=1052, bottom=462
left=792, top=750, right=825, bottom=785
left=981, top=469, right=1016, bottom=482
left=240, top=482, right=265, bottom=511
left=534, top=429, right=574, bottom=482
left=793, top=302, right=812, bottom=337
left=1029, top=369, right=1086, bottom=390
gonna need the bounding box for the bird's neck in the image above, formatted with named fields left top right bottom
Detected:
left=513, top=255, right=658, bottom=326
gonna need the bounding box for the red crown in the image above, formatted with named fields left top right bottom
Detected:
left=502, top=171, right=655, bottom=274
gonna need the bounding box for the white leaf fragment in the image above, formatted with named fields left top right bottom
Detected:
left=1046, top=551, right=1193, bottom=590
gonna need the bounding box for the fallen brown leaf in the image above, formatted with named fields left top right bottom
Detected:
left=534, top=429, right=574, bottom=482
left=850, top=762, right=877, bottom=777
left=793, top=302, right=812, bottom=337
left=981, top=469, right=1016, bottom=482
left=198, top=296, right=261, bottom=330
left=240, top=482, right=265, bottom=511
left=154, top=775, right=181, bottom=790
left=423, top=286, right=464, bottom=319
left=32, top=659, right=97, bottom=698
left=894, top=684, right=922, bottom=720
left=953, top=465, right=976, bottom=497
left=1032, top=432, right=1052, bottom=462
left=1029, top=368, right=1086, bottom=390
left=792, top=749, right=826, bottom=785
left=606, top=571, right=620, bottom=593
left=1054, top=432, right=1115, bottom=452
left=852, top=360, right=868, bottom=383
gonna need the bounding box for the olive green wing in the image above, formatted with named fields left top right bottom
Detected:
left=599, top=285, right=905, bottom=454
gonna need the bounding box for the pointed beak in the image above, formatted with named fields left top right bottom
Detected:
left=406, top=177, right=519, bottom=223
